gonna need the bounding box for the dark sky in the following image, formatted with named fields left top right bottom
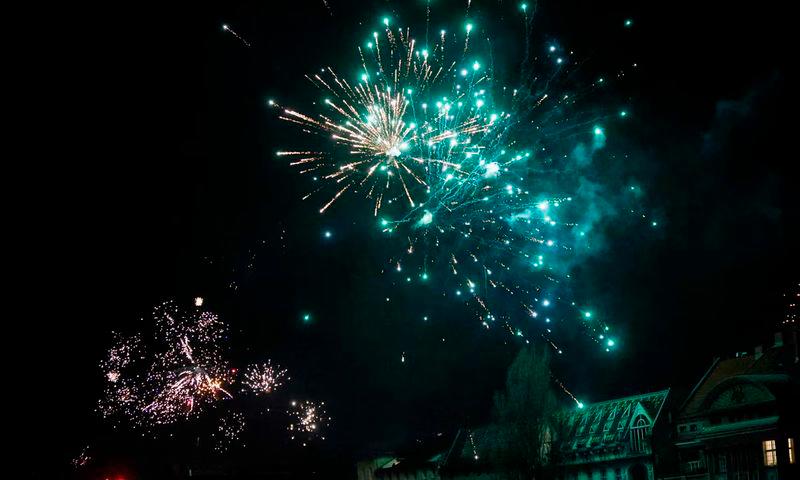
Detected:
left=20, top=0, right=797, bottom=476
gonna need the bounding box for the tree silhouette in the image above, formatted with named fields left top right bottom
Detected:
left=490, top=345, right=558, bottom=479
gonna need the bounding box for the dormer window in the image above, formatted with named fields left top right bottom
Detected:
left=618, top=404, right=631, bottom=432
left=630, top=415, right=649, bottom=452
left=577, top=413, right=589, bottom=435
left=604, top=406, right=618, bottom=432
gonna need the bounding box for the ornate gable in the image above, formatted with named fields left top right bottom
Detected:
left=629, top=402, right=654, bottom=428
left=705, top=379, right=775, bottom=412
left=558, top=389, right=669, bottom=463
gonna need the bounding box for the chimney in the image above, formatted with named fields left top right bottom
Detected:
left=774, top=332, right=784, bottom=347
left=754, top=345, right=763, bottom=359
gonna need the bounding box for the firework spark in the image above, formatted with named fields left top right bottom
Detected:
left=142, top=302, right=235, bottom=424
left=213, top=411, right=246, bottom=453
left=222, top=23, right=251, bottom=47
left=276, top=21, right=502, bottom=214
left=277, top=7, right=652, bottom=372
left=99, top=301, right=235, bottom=427
left=98, top=332, right=145, bottom=421
left=242, top=361, right=290, bottom=395
left=287, top=399, right=330, bottom=444
left=99, top=299, right=333, bottom=449
left=71, top=445, right=91, bottom=469
left=321, top=0, right=333, bottom=16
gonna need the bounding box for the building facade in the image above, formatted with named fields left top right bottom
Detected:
left=434, top=391, right=670, bottom=480
left=357, top=328, right=798, bottom=480
left=555, top=390, right=670, bottom=480
left=357, top=433, right=454, bottom=480
left=663, top=332, right=799, bottom=480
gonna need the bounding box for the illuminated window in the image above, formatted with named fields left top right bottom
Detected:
left=789, top=438, right=796, bottom=464
left=763, top=439, right=777, bottom=466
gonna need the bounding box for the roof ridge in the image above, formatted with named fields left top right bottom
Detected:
left=679, top=357, right=720, bottom=412
left=580, top=388, right=670, bottom=407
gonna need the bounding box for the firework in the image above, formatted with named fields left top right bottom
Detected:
left=213, top=411, right=246, bottom=453
left=98, top=332, right=145, bottom=421
left=275, top=19, right=503, bottom=215
left=287, top=399, right=330, bottom=444
left=142, top=302, right=235, bottom=424
left=99, top=299, right=333, bottom=450
left=277, top=6, right=653, bottom=364
left=782, top=282, right=798, bottom=326
left=242, top=361, right=290, bottom=395
left=222, top=23, right=251, bottom=47
left=321, top=0, right=333, bottom=16
left=71, top=445, right=91, bottom=469
left=99, top=301, right=235, bottom=428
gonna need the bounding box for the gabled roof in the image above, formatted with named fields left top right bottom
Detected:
left=373, top=432, right=454, bottom=477
left=679, top=347, right=789, bottom=418
left=441, top=390, right=670, bottom=472
left=560, top=389, right=669, bottom=452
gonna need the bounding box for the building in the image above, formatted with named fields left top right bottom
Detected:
left=663, top=331, right=799, bottom=480
left=357, top=433, right=454, bottom=480
left=439, top=426, right=505, bottom=479
left=554, top=390, right=670, bottom=480
left=357, top=321, right=798, bottom=480
left=436, top=390, right=670, bottom=480
left=356, top=456, right=404, bottom=480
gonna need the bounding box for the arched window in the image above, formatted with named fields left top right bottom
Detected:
left=630, top=415, right=649, bottom=452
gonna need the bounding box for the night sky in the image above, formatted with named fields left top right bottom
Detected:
left=22, top=0, right=797, bottom=477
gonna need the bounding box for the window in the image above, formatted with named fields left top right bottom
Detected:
left=686, top=460, right=703, bottom=473
left=577, top=413, right=589, bottom=435
left=689, top=424, right=697, bottom=432
left=678, top=425, right=687, bottom=433
left=604, top=407, right=617, bottom=432
left=630, top=416, right=649, bottom=452
left=590, top=411, right=602, bottom=433
left=718, top=454, right=727, bottom=473
left=763, top=439, right=778, bottom=466
left=789, top=438, right=796, bottom=465
left=618, top=404, right=631, bottom=433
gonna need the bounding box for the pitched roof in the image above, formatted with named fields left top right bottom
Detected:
left=442, top=390, right=670, bottom=471
left=560, top=390, right=669, bottom=453
left=680, top=347, right=788, bottom=418
left=373, top=432, right=454, bottom=477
